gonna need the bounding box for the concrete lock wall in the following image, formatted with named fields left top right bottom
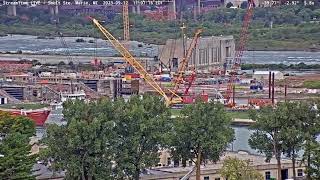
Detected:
left=159, top=36, right=235, bottom=71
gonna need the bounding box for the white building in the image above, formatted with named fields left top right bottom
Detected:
left=60, top=91, right=86, bottom=102
left=142, top=151, right=305, bottom=180
left=253, top=71, right=284, bottom=80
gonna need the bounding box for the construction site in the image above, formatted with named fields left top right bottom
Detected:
left=0, top=0, right=319, bottom=115
left=0, top=1, right=320, bottom=179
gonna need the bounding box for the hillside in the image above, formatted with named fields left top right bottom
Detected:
left=0, top=5, right=320, bottom=51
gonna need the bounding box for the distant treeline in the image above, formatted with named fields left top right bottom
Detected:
left=241, top=62, right=320, bottom=70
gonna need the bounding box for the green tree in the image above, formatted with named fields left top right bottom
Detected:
left=248, top=103, right=291, bottom=180
left=300, top=100, right=320, bottom=180
left=226, top=2, right=234, bottom=8
left=41, top=99, right=116, bottom=180
left=220, top=157, right=264, bottom=180
left=307, top=141, right=320, bottom=179
left=0, top=112, right=36, bottom=179
left=171, top=101, right=234, bottom=180
left=112, top=95, right=172, bottom=180
left=281, top=102, right=305, bottom=179
left=58, top=61, right=66, bottom=66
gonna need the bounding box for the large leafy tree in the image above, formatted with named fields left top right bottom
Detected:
left=0, top=112, right=36, bottom=179
left=171, top=101, right=234, bottom=180
left=281, top=102, right=305, bottom=179
left=42, top=95, right=172, bottom=180
left=41, top=99, right=117, bottom=179
left=220, top=157, right=264, bottom=180
left=248, top=103, right=291, bottom=180
left=307, top=141, right=320, bottom=179
left=300, top=100, right=320, bottom=180
left=112, top=95, right=172, bottom=180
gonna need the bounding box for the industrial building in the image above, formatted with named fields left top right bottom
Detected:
left=159, top=36, right=235, bottom=71
left=142, top=151, right=306, bottom=180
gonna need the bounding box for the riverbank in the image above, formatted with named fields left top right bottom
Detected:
left=0, top=53, right=153, bottom=64
left=1, top=22, right=320, bottom=51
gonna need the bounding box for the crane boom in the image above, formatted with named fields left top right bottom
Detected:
left=89, top=17, right=171, bottom=105
left=225, top=0, right=254, bottom=106
left=170, top=29, right=202, bottom=101
left=123, top=1, right=130, bottom=41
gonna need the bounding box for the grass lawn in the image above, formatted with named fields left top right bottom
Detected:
left=171, top=109, right=181, bottom=116
left=303, top=80, right=320, bottom=89
left=227, top=111, right=250, bottom=119
left=170, top=109, right=250, bottom=119
left=0, top=103, right=49, bottom=110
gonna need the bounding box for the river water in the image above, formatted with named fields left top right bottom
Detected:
left=1, top=35, right=320, bottom=65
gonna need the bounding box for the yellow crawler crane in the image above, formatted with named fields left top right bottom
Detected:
left=89, top=17, right=180, bottom=106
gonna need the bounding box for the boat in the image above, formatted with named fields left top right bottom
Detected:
left=0, top=107, right=51, bottom=126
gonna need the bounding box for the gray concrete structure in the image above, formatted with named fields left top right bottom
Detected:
left=7, top=5, right=17, bottom=16
left=159, top=36, right=235, bottom=71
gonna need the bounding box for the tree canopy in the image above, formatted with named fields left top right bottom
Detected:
left=41, top=99, right=116, bottom=179
left=171, top=101, right=234, bottom=179
left=248, top=103, right=289, bottom=180
left=41, top=95, right=172, bottom=180
left=249, top=101, right=320, bottom=180
left=220, top=157, right=264, bottom=180
left=0, top=112, right=36, bottom=179
left=112, top=95, right=172, bottom=180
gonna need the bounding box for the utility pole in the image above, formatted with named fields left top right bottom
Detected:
left=269, top=71, right=271, bottom=99
left=272, top=72, right=275, bottom=105
left=180, top=23, right=187, bottom=58
left=197, top=0, right=201, bottom=17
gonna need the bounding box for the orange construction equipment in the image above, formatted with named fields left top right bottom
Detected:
left=170, top=29, right=202, bottom=103
left=248, top=98, right=273, bottom=107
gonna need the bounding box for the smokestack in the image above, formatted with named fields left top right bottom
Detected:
left=272, top=72, right=275, bottom=105
left=169, top=0, right=176, bottom=20
left=232, top=85, right=235, bottom=106
left=269, top=71, right=271, bottom=99
left=198, top=0, right=201, bottom=16
left=284, top=84, right=287, bottom=102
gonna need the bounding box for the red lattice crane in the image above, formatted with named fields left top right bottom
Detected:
left=170, top=29, right=203, bottom=103
left=225, top=0, right=255, bottom=107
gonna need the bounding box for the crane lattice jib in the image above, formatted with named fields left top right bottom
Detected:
left=225, top=1, right=254, bottom=105
left=171, top=29, right=202, bottom=100
left=123, top=1, right=130, bottom=41
left=232, top=1, right=254, bottom=69
left=90, top=18, right=170, bottom=104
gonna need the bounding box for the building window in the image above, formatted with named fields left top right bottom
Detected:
left=297, top=169, right=303, bottom=177
left=189, top=160, right=192, bottom=166
left=265, top=171, right=271, bottom=180
left=204, top=176, right=209, bottom=180
left=214, top=178, right=220, bottom=180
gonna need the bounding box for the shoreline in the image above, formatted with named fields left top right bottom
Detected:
left=1, top=33, right=319, bottom=52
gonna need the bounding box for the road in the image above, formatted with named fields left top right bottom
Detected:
left=0, top=53, right=154, bottom=64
